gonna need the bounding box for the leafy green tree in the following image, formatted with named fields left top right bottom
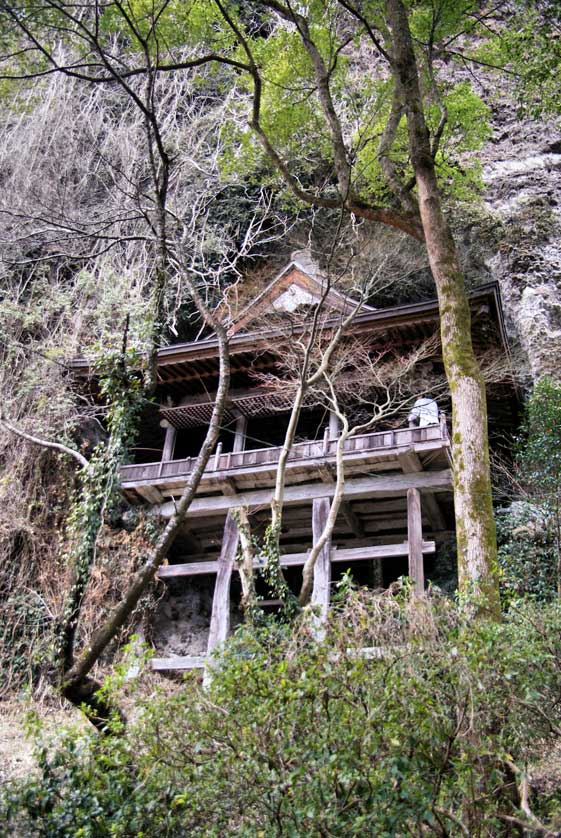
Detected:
left=487, top=0, right=561, bottom=119
left=497, top=502, right=557, bottom=604
left=216, top=0, right=503, bottom=612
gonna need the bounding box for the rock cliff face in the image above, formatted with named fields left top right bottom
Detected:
left=478, top=106, right=561, bottom=381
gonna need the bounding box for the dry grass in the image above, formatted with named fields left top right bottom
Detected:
left=0, top=699, right=86, bottom=785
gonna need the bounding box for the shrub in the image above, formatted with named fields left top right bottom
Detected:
left=3, top=591, right=561, bottom=836
left=498, top=377, right=561, bottom=603
left=497, top=501, right=558, bottom=603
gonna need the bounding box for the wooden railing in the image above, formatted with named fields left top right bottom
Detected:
left=120, top=419, right=449, bottom=486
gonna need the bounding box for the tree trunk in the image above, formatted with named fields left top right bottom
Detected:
left=235, top=506, right=258, bottom=617
left=62, top=320, right=231, bottom=704
left=386, top=0, right=500, bottom=616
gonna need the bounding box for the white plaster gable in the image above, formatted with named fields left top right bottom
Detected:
left=271, top=282, right=319, bottom=313
left=227, top=247, right=376, bottom=335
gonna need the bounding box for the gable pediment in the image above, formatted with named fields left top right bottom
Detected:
left=271, top=281, right=318, bottom=313
left=228, top=250, right=375, bottom=336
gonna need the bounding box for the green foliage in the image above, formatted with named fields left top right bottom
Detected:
left=355, top=78, right=491, bottom=205
left=429, top=82, right=491, bottom=200
left=409, top=0, right=480, bottom=44
left=5, top=593, right=561, bottom=836
left=100, top=0, right=235, bottom=57
left=235, top=521, right=299, bottom=624
left=518, top=377, right=561, bottom=500
left=498, top=378, right=561, bottom=603
left=497, top=502, right=557, bottom=604
left=255, top=523, right=299, bottom=620
left=481, top=2, right=561, bottom=119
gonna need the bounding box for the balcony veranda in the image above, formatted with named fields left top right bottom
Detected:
left=120, top=418, right=452, bottom=505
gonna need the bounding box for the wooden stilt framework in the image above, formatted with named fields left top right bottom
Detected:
left=151, top=472, right=443, bottom=672
left=407, top=488, right=424, bottom=593
left=161, top=421, right=176, bottom=462
left=207, top=513, right=240, bottom=655
left=311, top=497, right=332, bottom=637
left=232, top=414, right=247, bottom=453
left=156, top=469, right=452, bottom=520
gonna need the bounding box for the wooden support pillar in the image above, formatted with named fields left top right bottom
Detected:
left=213, top=441, right=223, bottom=470
left=368, top=557, right=384, bottom=590
left=407, top=488, right=424, bottom=594
left=160, top=420, right=176, bottom=462
left=329, top=411, right=340, bottom=439
left=311, top=497, right=332, bottom=635
left=206, top=513, right=239, bottom=655
left=398, top=448, right=446, bottom=533
left=233, top=414, right=247, bottom=453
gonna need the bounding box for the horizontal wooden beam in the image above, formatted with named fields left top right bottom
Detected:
left=159, top=560, right=221, bottom=577
left=150, top=645, right=397, bottom=672
left=151, top=655, right=206, bottom=671
left=157, top=470, right=453, bottom=520
left=331, top=542, right=435, bottom=563
left=169, top=530, right=454, bottom=565
left=158, top=540, right=435, bottom=578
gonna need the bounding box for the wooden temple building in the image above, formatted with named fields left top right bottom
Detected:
left=76, top=252, right=513, bottom=670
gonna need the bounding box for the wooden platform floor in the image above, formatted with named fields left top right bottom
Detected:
left=121, top=424, right=452, bottom=505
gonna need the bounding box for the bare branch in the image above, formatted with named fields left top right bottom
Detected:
left=0, top=416, right=88, bottom=469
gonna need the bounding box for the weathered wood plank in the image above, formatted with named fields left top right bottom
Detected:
left=407, top=488, right=424, bottom=594
left=170, top=532, right=452, bottom=565
left=161, top=423, right=176, bottom=462
left=206, top=514, right=239, bottom=654
left=218, top=478, right=237, bottom=496
left=136, top=484, right=164, bottom=504
left=159, top=540, right=435, bottom=578
left=157, top=470, right=453, bottom=519
left=159, top=560, right=220, bottom=578
left=311, top=498, right=331, bottom=633
left=151, top=645, right=398, bottom=672
left=398, top=448, right=423, bottom=474
left=151, top=655, right=205, bottom=671
left=398, top=449, right=447, bottom=531
left=331, top=542, right=435, bottom=564
left=340, top=501, right=365, bottom=538
left=120, top=437, right=450, bottom=492
left=233, top=413, right=247, bottom=453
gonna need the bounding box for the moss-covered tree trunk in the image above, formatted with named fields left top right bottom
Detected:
left=386, top=0, right=500, bottom=615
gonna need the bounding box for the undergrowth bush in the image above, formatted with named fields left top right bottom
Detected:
left=497, top=377, right=561, bottom=603
left=497, top=501, right=558, bottom=604
left=3, top=590, right=561, bottom=837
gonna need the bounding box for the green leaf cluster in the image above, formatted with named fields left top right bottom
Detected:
left=100, top=0, right=234, bottom=56
left=479, top=2, right=561, bottom=119
left=498, top=378, right=561, bottom=603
